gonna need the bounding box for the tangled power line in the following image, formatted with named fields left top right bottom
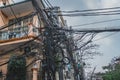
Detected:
left=46, top=6, right=120, bottom=16
left=1, top=1, right=120, bottom=80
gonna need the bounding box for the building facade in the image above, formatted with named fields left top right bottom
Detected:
left=0, top=1, right=43, bottom=80
left=0, top=0, right=66, bottom=80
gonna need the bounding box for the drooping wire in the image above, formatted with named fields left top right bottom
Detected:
left=6, top=0, right=30, bottom=37
left=45, top=6, right=120, bottom=17
left=43, top=0, right=54, bottom=9
left=71, top=18, right=120, bottom=27
left=93, top=32, right=119, bottom=42
left=0, top=12, right=37, bottom=31
left=53, top=6, right=120, bottom=13
left=58, top=12, right=120, bottom=17
left=0, top=11, right=6, bottom=25
left=0, top=0, right=42, bottom=65
left=43, top=0, right=51, bottom=8
left=45, top=0, right=54, bottom=8
left=5, top=0, right=42, bottom=52
left=0, top=34, right=42, bottom=66
left=0, top=34, right=41, bottom=57
left=54, top=7, right=120, bottom=17
left=6, top=0, right=18, bottom=22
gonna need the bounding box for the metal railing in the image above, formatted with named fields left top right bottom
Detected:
left=0, top=26, right=39, bottom=40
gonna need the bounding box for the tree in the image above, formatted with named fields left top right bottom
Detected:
left=73, top=33, right=101, bottom=65
left=70, top=33, right=101, bottom=80
left=6, top=55, right=26, bottom=80
left=102, top=57, right=120, bottom=80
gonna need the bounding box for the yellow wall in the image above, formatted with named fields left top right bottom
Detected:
left=0, top=10, right=9, bottom=27
left=9, top=11, right=33, bottom=20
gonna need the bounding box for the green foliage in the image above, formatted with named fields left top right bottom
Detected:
left=102, top=64, right=120, bottom=80
left=115, top=63, right=120, bottom=70
left=6, top=55, right=26, bottom=80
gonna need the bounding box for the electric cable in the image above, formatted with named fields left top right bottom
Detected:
left=0, top=34, right=41, bottom=57
left=71, top=18, right=120, bottom=27
left=0, top=12, right=37, bottom=31
left=0, top=1, right=42, bottom=57
left=0, top=34, right=42, bottom=66
left=51, top=26, right=120, bottom=33
left=51, top=9, right=120, bottom=15
left=55, top=9, right=120, bottom=17
left=0, top=0, right=42, bottom=67
left=45, top=0, right=54, bottom=9
left=43, top=0, right=51, bottom=9
left=32, top=1, right=70, bottom=79
left=31, top=0, right=112, bottom=79
left=93, top=32, right=119, bottom=42
left=58, top=12, right=120, bottom=17
left=43, top=0, right=54, bottom=9
left=0, top=11, right=6, bottom=25
left=1, top=1, right=40, bottom=59
left=6, top=0, right=18, bottom=22
left=0, top=61, right=8, bottom=66
left=6, top=0, right=30, bottom=38
left=54, top=6, right=120, bottom=13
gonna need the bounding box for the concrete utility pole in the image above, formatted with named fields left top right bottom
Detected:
left=31, top=0, right=120, bottom=80
left=31, top=0, right=72, bottom=80
left=65, top=27, right=79, bottom=80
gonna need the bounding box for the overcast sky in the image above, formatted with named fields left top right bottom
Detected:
left=15, top=0, right=120, bottom=73
left=47, top=0, right=120, bottom=73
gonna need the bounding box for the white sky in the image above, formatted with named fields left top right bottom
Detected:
left=14, top=0, right=120, bottom=73
left=48, top=0, right=120, bottom=73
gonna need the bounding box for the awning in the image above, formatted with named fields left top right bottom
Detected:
left=1, top=1, right=35, bottom=19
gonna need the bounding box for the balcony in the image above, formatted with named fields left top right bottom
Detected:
left=0, top=26, right=28, bottom=40
left=0, top=25, right=40, bottom=57
left=0, top=25, right=39, bottom=44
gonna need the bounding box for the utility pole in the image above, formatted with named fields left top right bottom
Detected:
left=31, top=0, right=56, bottom=80
left=31, top=1, right=101, bottom=80
left=65, top=27, right=79, bottom=80
left=90, top=66, right=96, bottom=80
left=31, top=1, right=71, bottom=80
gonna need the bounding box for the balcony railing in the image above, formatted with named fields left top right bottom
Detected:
left=0, top=26, right=30, bottom=40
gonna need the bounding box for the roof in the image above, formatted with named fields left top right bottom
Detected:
left=0, top=0, right=45, bottom=19
left=0, top=0, right=29, bottom=9
left=0, top=0, right=35, bottom=19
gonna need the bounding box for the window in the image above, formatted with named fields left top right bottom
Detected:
left=2, top=32, right=8, bottom=40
